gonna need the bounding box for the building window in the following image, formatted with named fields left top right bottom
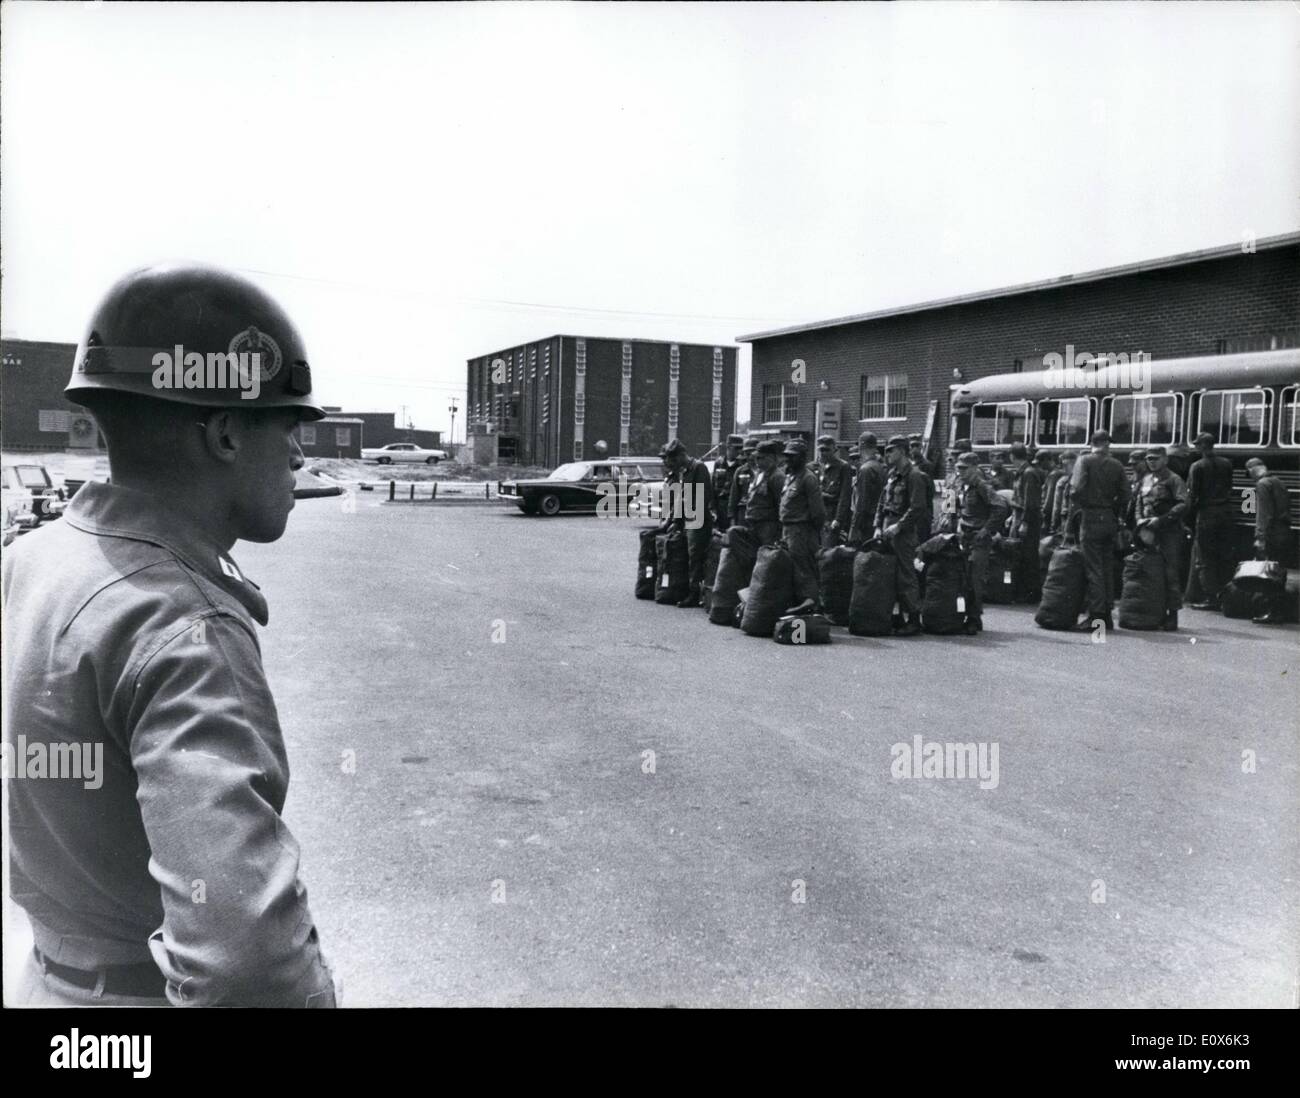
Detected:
left=1107, top=393, right=1182, bottom=447
left=335, top=427, right=351, bottom=447
left=574, top=393, right=585, bottom=426
left=1194, top=388, right=1272, bottom=448
left=300, top=425, right=317, bottom=446
left=1035, top=398, right=1092, bottom=447
left=1216, top=332, right=1299, bottom=354
left=38, top=409, right=70, bottom=433
left=541, top=392, right=549, bottom=425
left=711, top=396, right=722, bottom=432
left=763, top=383, right=799, bottom=424
left=860, top=372, right=907, bottom=420
left=972, top=401, right=1031, bottom=447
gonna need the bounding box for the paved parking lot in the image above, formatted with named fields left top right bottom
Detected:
left=8, top=497, right=1297, bottom=1006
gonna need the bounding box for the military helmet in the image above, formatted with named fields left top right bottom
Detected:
left=65, top=263, right=326, bottom=420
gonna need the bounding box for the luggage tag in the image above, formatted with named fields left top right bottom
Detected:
left=645, top=565, right=654, bottom=579
left=1003, top=570, right=1012, bottom=584
left=660, top=573, right=670, bottom=588
left=956, top=596, right=966, bottom=613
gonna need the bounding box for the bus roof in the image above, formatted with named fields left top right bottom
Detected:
left=951, top=348, right=1300, bottom=408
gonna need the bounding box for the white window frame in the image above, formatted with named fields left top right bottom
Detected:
left=762, top=383, right=799, bottom=425
left=970, top=400, right=1032, bottom=448
left=335, top=427, right=351, bottom=447
left=1105, top=392, right=1183, bottom=448
left=1279, top=385, right=1300, bottom=448
left=859, top=372, right=908, bottom=422
left=1193, top=387, right=1273, bottom=449
left=1034, top=397, right=1094, bottom=448
left=300, top=425, right=317, bottom=446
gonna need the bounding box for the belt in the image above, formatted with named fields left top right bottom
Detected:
left=35, top=948, right=167, bottom=998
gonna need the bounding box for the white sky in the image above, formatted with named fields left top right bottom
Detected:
left=3, top=1, right=1297, bottom=439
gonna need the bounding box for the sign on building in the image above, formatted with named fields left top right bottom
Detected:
left=814, top=398, right=842, bottom=440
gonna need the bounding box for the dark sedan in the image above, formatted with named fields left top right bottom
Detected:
left=498, top=458, right=665, bottom=516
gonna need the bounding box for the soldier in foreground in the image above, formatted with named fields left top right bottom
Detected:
left=744, top=439, right=786, bottom=546
left=1008, top=442, right=1045, bottom=602
left=1132, top=445, right=1188, bottom=631
left=950, top=451, right=1011, bottom=635
left=847, top=432, right=886, bottom=548
left=873, top=435, right=930, bottom=636
left=1070, top=429, right=1130, bottom=631
left=711, top=433, right=745, bottom=531
left=1186, top=432, right=1237, bottom=611
left=1245, top=457, right=1292, bottom=625
left=2, top=264, right=339, bottom=1007
left=727, top=436, right=758, bottom=527
left=779, top=438, right=825, bottom=613
left=815, top=434, right=853, bottom=548
left=660, top=438, right=715, bottom=607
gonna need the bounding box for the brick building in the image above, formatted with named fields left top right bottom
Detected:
left=296, top=416, right=364, bottom=458
left=345, top=412, right=440, bottom=452
left=466, top=336, right=738, bottom=467
left=1, top=340, right=104, bottom=451
left=739, top=233, right=1300, bottom=452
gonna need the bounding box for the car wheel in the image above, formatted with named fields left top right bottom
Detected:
left=378, top=456, right=391, bottom=465
left=425, top=456, right=439, bottom=465
left=539, top=494, right=562, bottom=516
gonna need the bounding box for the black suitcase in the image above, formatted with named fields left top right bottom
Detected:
left=1118, top=549, right=1166, bottom=630
left=773, top=614, right=832, bottom=645
left=849, top=548, right=896, bottom=636
left=1035, top=544, right=1087, bottom=630
left=635, top=527, right=659, bottom=600
left=741, top=543, right=796, bottom=636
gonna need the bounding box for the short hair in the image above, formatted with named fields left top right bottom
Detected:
left=1090, top=430, right=1110, bottom=446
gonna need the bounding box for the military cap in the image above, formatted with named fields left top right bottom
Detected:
left=1009, top=442, right=1029, bottom=460
left=1089, top=429, right=1110, bottom=445
left=741, top=436, right=758, bottom=453
left=1144, top=445, right=1167, bottom=457
left=907, top=434, right=922, bottom=443
left=659, top=438, right=686, bottom=458
left=884, top=435, right=908, bottom=452
left=858, top=431, right=878, bottom=450
left=782, top=438, right=808, bottom=457
left=847, top=447, right=860, bottom=459
left=1245, top=456, right=1265, bottom=469
left=1192, top=432, right=1215, bottom=448
left=1128, top=449, right=1147, bottom=462
left=955, top=451, right=980, bottom=468
left=726, top=433, right=745, bottom=446
left=816, top=434, right=837, bottom=447
left=1033, top=449, right=1055, bottom=465
left=952, top=437, right=972, bottom=452
left=756, top=439, right=784, bottom=456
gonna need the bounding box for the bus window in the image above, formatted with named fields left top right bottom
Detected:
left=1196, top=388, right=1272, bottom=447
left=1108, top=393, right=1181, bottom=446
left=1281, top=386, right=1300, bottom=448
left=971, top=401, right=1030, bottom=447
left=1036, top=398, right=1091, bottom=447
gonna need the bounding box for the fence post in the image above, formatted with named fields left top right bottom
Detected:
left=409, top=482, right=414, bottom=501
left=485, top=482, right=489, bottom=500
left=432, top=481, right=438, bottom=500
left=389, top=480, right=395, bottom=501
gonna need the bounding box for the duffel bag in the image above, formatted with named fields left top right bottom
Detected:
left=818, top=545, right=857, bottom=626
left=654, top=529, right=691, bottom=604
left=1038, top=533, right=1061, bottom=573
left=710, top=525, right=759, bottom=624
left=1220, top=581, right=1263, bottom=620
left=983, top=537, right=1017, bottom=604
left=635, top=527, right=659, bottom=600
left=741, top=543, right=796, bottom=636
left=1034, top=544, right=1086, bottom=630
left=700, top=530, right=724, bottom=612
left=1118, top=548, right=1166, bottom=630
left=921, top=537, right=967, bottom=635
left=1232, top=559, right=1286, bottom=594
left=773, top=613, right=832, bottom=645
left=849, top=548, right=896, bottom=636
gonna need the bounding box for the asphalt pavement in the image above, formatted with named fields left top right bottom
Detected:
left=11, top=496, right=1292, bottom=1007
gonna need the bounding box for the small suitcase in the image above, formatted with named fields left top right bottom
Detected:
left=773, top=614, right=832, bottom=645
left=1231, top=560, right=1286, bottom=594
left=635, top=527, right=659, bottom=600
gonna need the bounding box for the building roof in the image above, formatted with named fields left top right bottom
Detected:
left=468, top=335, right=739, bottom=360
left=316, top=416, right=364, bottom=425
left=737, top=231, right=1300, bottom=344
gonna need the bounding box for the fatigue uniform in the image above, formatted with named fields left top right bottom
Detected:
left=744, top=467, right=785, bottom=546
left=1187, top=453, right=1237, bottom=603
left=1048, top=472, right=1074, bottom=537
left=779, top=467, right=825, bottom=602
left=847, top=456, right=886, bottom=548
left=1135, top=468, right=1188, bottom=610
left=1070, top=451, right=1130, bottom=619
left=1254, top=473, right=1292, bottom=563
left=667, top=457, right=715, bottom=592
left=954, top=476, right=1011, bottom=624
left=873, top=460, right=931, bottom=615
left=711, top=458, right=740, bottom=531
left=1010, top=462, right=1045, bottom=600
left=817, top=454, right=853, bottom=548
left=728, top=460, right=755, bottom=528
left=2, top=482, right=336, bottom=1007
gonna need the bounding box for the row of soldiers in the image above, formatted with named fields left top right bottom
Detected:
left=659, top=427, right=1292, bottom=631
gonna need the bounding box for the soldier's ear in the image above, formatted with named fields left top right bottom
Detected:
left=199, top=409, right=243, bottom=466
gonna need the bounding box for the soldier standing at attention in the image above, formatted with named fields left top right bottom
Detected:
left=780, top=438, right=825, bottom=614
left=873, top=435, right=931, bottom=636
left=1047, top=450, right=1078, bottom=537
left=908, top=435, right=935, bottom=478
left=1008, top=441, right=1045, bottom=602
left=1186, top=432, right=1238, bottom=612
left=744, top=439, right=786, bottom=546
left=1069, top=429, right=1131, bottom=630
left=950, top=451, right=1011, bottom=635
left=988, top=451, right=1015, bottom=490
left=3, top=264, right=339, bottom=1007
left=815, top=434, right=853, bottom=548
left=659, top=438, right=715, bottom=607
left=1040, top=451, right=1063, bottom=532
left=727, top=436, right=758, bottom=528
left=1133, top=446, right=1188, bottom=631
left=1123, top=449, right=1148, bottom=528
left=1245, top=457, right=1292, bottom=625
left=848, top=432, right=887, bottom=548
left=711, top=433, right=745, bottom=532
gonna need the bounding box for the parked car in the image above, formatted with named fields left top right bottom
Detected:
left=361, top=442, right=449, bottom=465
left=1, top=462, right=66, bottom=529
left=498, top=457, right=665, bottom=516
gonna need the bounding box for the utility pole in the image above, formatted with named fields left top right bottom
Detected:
left=448, top=398, right=458, bottom=447
left=399, top=404, right=410, bottom=438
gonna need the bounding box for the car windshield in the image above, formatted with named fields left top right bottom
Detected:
left=547, top=463, right=590, bottom=481
left=13, top=466, right=49, bottom=488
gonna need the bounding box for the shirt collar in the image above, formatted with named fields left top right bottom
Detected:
left=62, top=481, right=269, bottom=626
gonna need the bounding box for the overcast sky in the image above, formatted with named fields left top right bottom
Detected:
left=3, top=1, right=1297, bottom=439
